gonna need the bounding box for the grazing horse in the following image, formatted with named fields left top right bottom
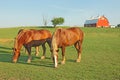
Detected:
left=12, top=29, right=52, bottom=63
left=51, top=27, right=84, bottom=68
left=18, top=29, right=40, bottom=56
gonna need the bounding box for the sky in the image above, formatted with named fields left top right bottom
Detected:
left=0, top=0, right=120, bottom=28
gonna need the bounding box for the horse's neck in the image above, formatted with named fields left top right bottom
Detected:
left=18, top=42, right=23, bottom=50
left=14, top=40, right=23, bottom=52
left=52, top=34, right=58, bottom=50
left=15, top=30, right=27, bottom=50
left=14, top=35, right=25, bottom=51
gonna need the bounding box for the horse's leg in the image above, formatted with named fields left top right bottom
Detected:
left=23, top=45, right=28, bottom=54
left=46, top=39, right=52, bottom=58
left=26, top=47, right=32, bottom=63
left=53, top=52, right=58, bottom=68
left=61, top=47, right=66, bottom=64
left=35, top=46, right=39, bottom=56
left=74, top=41, right=82, bottom=62
left=41, top=43, right=46, bottom=59
left=47, top=38, right=51, bottom=48
left=24, top=47, right=28, bottom=54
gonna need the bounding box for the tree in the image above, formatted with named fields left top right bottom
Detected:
left=51, top=17, right=64, bottom=27
left=117, top=24, right=120, bottom=27
left=42, top=15, right=48, bottom=26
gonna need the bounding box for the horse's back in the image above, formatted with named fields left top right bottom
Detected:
left=58, top=27, right=84, bottom=40
left=17, top=29, right=52, bottom=44
left=54, top=27, right=84, bottom=46
left=23, top=29, right=51, bottom=38
left=33, top=29, right=52, bottom=40
left=69, top=27, right=84, bottom=41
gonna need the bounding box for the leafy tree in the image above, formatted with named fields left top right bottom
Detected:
left=117, top=24, right=120, bottom=27
left=51, top=17, right=64, bottom=27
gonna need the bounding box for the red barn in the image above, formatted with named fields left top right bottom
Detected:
left=84, top=15, right=110, bottom=27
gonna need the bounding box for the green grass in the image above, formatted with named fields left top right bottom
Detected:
left=0, top=27, right=120, bottom=80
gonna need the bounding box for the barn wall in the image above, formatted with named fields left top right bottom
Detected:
left=97, top=16, right=109, bottom=27
left=84, top=24, right=96, bottom=27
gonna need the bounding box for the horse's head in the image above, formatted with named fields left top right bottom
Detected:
left=51, top=34, right=60, bottom=68
left=12, top=48, right=20, bottom=63
left=51, top=48, right=59, bottom=68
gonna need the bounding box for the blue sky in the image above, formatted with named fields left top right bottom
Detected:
left=0, top=0, right=120, bottom=27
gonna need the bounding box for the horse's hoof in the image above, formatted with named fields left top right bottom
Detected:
left=54, top=64, right=58, bottom=68
left=27, top=60, right=31, bottom=63
left=35, top=54, right=39, bottom=57
left=76, top=59, right=80, bottom=62
left=41, top=56, right=45, bottom=59
left=13, top=59, right=17, bottom=63
left=61, top=61, right=65, bottom=64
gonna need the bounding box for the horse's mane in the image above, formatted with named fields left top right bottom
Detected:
left=14, top=29, right=30, bottom=49
left=52, top=28, right=67, bottom=51
left=17, top=29, right=31, bottom=40
left=52, top=28, right=63, bottom=51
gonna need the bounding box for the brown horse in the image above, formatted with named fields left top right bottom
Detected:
left=12, top=29, right=52, bottom=63
left=18, top=29, right=40, bottom=56
left=51, top=27, right=84, bottom=68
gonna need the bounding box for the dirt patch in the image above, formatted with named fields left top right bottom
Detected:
left=0, top=39, right=13, bottom=43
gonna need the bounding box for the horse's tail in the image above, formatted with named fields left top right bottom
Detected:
left=79, top=28, right=84, bottom=45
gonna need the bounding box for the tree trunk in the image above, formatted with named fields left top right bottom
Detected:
left=54, top=25, right=56, bottom=28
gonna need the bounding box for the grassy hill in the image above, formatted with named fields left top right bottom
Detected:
left=0, top=27, right=120, bottom=80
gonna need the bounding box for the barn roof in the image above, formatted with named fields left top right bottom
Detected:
left=84, top=19, right=98, bottom=24
left=84, top=15, right=109, bottom=24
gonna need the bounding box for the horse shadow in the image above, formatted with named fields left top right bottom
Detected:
left=0, top=53, right=12, bottom=62
left=67, top=59, right=76, bottom=63
left=0, top=45, right=54, bottom=68
left=0, top=46, right=13, bottom=62
left=0, top=46, right=75, bottom=68
left=0, top=53, right=53, bottom=68
left=18, top=56, right=53, bottom=68
left=0, top=46, right=12, bottom=50
left=0, top=47, right=53, bottom=68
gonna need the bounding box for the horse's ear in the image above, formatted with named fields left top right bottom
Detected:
left=12, top=48, right=16, bottom=50
left=15, top=48, right=17, bottom=51
left=50, top=49, right=53, bottom=52
left=56, top=49, right=59, bottom=52
left=12, top=48, right=14, bottom=50
left=12, top=48, right=17, bottom=51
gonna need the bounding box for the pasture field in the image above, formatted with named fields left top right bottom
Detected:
left=0, top=27, right=120, bottom=80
